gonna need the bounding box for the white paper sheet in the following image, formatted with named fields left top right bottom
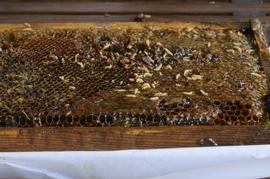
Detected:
left=0, top=145, right=270, bottom=179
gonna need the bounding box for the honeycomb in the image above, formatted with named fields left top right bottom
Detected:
left=0, top=23, right=268, bottom=127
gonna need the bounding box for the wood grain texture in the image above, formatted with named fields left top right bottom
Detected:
left=0, top=126, right=269, bottom=151
left=1, top=14, right=270, bottom=23
left=0, top=1, right=270, bottom=23
left=0, top=2, right=269, bottom=14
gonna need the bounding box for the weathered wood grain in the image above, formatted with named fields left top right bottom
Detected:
left=0, top=126, right=269, bottom=151
left=0, top=2, right=269, bottom=15
left=0, top=14, right=270, bottom=23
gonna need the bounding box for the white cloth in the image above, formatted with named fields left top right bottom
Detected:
left=0, top=145, right=270, bottom=179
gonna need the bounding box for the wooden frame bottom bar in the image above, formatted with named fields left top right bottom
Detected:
left=0, top=126, right=269, bottom=151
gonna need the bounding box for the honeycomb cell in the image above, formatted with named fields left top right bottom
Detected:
left=245, top=104, right=252, bottom=109
left=0, top=116, right=6, bottom=127
left=227, top=111, right=234, bottom=115
left=230, top=105, right=237, bottom=111
left=238, top=116, right=245, bottom=121
left=247, top=120, right=256, bottom=125
left=223, top=106, right=230, bottom=111
left=215, top=119, right=228, bottom=125
left=234, top=100, right=240, bottom=105
left=14, top=116, right=20, bottom=126
left=66, top=116, right=73, bottom=124
left=225, top=115, right=230, bottom=121
left=46, top=116, right=53, bottom=124
left=237, top=104, right=244, bottom=110
left=242, top=109, right=249, bottom=116
left=53, top=116, right=60, bottom=126
left=218, top=113, right=224, bottom=119
left=253, top=116, right=259, bottom=121
left=230, top=116, right=237, bottom=121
